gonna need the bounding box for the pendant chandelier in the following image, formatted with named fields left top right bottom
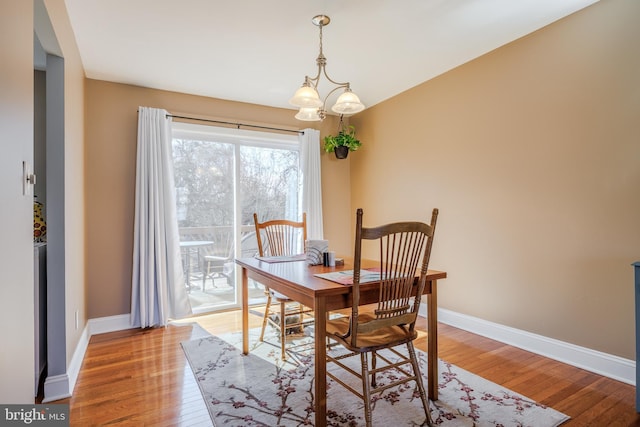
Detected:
left=290, top=15, right=365, bottom=121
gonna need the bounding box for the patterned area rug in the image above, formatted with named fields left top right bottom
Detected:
left=181, top=328, right=570, bottom=426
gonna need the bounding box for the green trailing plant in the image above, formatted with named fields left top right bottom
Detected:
left=323, top=125, right=361, bottom=153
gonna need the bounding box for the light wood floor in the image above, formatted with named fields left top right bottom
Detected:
left=49, top=310, right=640, bottom=426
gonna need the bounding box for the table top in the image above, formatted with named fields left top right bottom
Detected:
left=235, top=256, right=446, bottom=299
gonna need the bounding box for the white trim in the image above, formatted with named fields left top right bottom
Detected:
left=427, top=306, right=635, bottom=385
left=172, top=121, right=299, bottom=151
left=88, top=314, right=137, bottom=336
left=42, top=374, right=71, bottom=403
left=66, top=324, right=90, bottom=397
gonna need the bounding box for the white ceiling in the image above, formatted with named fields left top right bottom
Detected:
left=64, top=0, right=599, bottom=113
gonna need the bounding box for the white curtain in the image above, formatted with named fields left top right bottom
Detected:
left=300, top=128, right=324, bottom=239
left=131, top=107, right=192, bottom=328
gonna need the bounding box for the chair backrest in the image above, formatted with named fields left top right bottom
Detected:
left=253, top=213, right=307, bottom=257
left=349, top=208, right=438, bottom=344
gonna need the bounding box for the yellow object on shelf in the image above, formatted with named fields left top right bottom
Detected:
left=34, top=200, right=46, bottom=242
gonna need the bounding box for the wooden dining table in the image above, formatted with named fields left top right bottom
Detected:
left=235, top=256, right=447, bottom=427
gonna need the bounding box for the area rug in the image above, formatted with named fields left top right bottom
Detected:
left=181, top=328, right=570, bottom=426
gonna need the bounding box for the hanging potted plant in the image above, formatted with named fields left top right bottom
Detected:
left=323, top=121, right=361, bottom=159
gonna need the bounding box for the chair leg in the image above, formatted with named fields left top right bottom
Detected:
left=360, top=352, right=373, bottom=427
left=407, top=342, right=433, bottom=427
left=259, top=292, right=272, bottom=342
left=297, top=303, right=305, bottom=332
left=371, top=351, right=378, bottom=388
left=202, top=261, right=208, bottom=291
left=279, top=301, right=287, bottom=360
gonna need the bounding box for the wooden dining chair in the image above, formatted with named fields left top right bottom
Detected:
left=253, top=212, right=313, bottom=360
left=325, top=208, right=438, bottom=427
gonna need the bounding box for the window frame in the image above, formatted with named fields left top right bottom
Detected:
left=171, top=121, right=302, bottom=313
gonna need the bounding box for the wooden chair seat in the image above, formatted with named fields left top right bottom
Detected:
left=326, top=313, right=417, bottom=351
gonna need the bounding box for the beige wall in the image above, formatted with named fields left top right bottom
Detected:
left=84, top=81, right=347, bottom=318
left=350, top=0, right=639, bottom=359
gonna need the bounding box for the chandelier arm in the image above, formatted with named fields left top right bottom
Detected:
left=320, top=64, right=351, bottom=88
left=321, top=84, right=350, bottom=110
left=305, top=70, right=322, bottom=89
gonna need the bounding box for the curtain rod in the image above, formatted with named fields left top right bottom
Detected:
left=166, top=114, right=304, bottom=135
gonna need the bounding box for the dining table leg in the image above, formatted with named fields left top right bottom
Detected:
left=427, top=279, right=438, bottom=400
left=241, top=267, right=249, bottom=355
left=314, top=296, right=327, bottom=427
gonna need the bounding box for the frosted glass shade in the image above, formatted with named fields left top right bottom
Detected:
left=295, top=107, right=321, bottom=121
left=331, top=90, right=365, bottom=114
left=289, top=85, right=323, bottom=108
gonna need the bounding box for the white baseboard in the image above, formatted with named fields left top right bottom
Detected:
left=88, top=313, right=137, bottom=336
left=66, top=324, right=91, bottom=397
left=42, top=325, right=89, bottom=402
left=429, top=306, right=635, bottom=386
left=42, top=374, right=71, bottom=403
left=43, top=325, right=88, bottom=403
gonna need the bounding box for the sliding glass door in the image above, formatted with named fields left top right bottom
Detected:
left=172, top=123, right=301, bottom=313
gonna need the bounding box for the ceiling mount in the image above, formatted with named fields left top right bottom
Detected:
left=311, top=15, right=330, bottom=27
